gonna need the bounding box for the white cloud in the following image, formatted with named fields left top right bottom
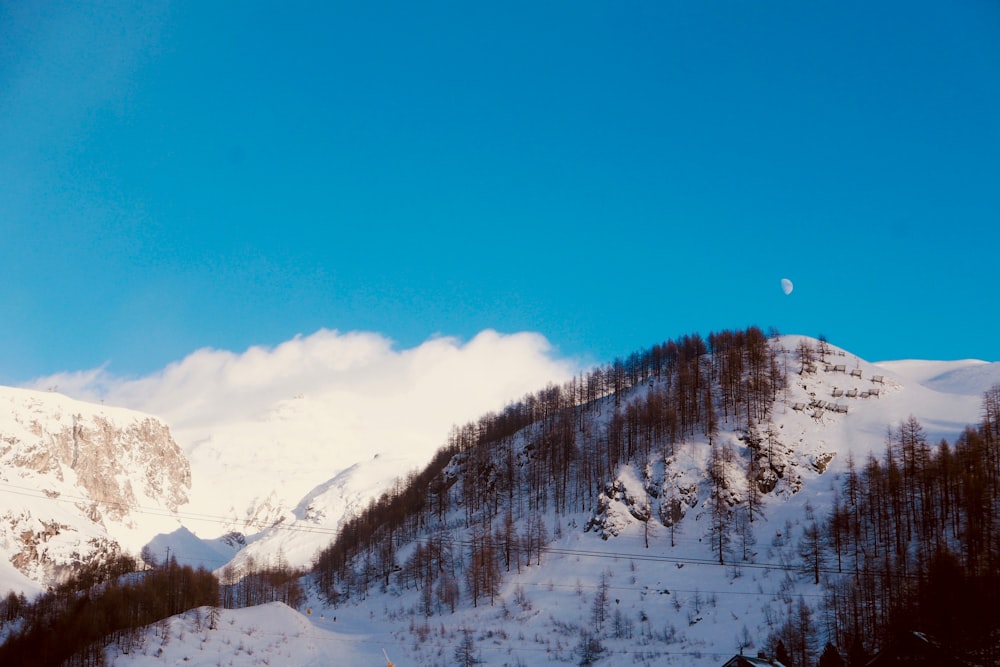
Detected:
left=28, top=329, right=577, bottom=524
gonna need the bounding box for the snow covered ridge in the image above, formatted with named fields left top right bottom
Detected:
left=0, top=387, right=190, bottom=589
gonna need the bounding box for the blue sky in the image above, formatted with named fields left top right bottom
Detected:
left=2, top=1, right=998, bottom=385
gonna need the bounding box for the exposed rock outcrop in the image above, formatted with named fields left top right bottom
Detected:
left=0, top=388, right=190, bottom=586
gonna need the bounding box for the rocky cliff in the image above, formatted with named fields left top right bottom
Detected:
left=0, top=387, right=190, bottom=587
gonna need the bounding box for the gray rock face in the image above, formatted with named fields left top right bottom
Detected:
left=5, top=413, right=189, bottom=517
left=0, top=388, right=191, bottom=585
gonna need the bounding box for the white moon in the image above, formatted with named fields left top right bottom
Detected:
left=781, top=278, right=794, bottom=295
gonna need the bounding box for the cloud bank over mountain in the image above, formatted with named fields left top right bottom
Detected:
left=27, top=329, right=577, bottom=522
left=32, top=329, right=573, bottom=427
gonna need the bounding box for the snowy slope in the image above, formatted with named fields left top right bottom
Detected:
left=874, top=358, right=1000, bottom=397
left=221, top=452, right=422, bottom=574
left=101, top=602, right=392, bottom=666
left=145, top=452, right=426, bottom=575
left=777, top=337, right=984, bottom=463
left=142, top=526, right=240, bottom=572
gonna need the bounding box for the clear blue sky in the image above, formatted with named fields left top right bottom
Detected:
left=2, top=1, right=998, bottom=384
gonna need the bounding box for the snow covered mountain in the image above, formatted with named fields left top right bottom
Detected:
left=4, top=332, right=999, bottom=666
left=4, top=330, right=572, bottom=587
left=0, top=387, right=190, bottom=593
left=103, top=334, right=998, bottom=667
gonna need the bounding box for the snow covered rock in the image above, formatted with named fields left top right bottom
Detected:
left=0, top=387, right=190, bottom=589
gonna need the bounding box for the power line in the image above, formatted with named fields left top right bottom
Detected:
left=0, top=479, right=917, bottom=586
left=0, top=481, right=343, bottom=535
left=401, top=533, right=920, bottom=582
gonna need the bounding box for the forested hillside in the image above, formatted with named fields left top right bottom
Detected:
left=310, top=327, right=1000, bottom=665
left=0, top=551, right=304, bottom=667
left=773, top=390, right=1000, bottom=666
left=313, top=327, right=784, bottom=599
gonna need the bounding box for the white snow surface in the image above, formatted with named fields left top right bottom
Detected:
left=0, top=562, right=42, bottom=598
left=102, top=602, right=387, bottom=666
left=874, top=358, right=1000, bottom=396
